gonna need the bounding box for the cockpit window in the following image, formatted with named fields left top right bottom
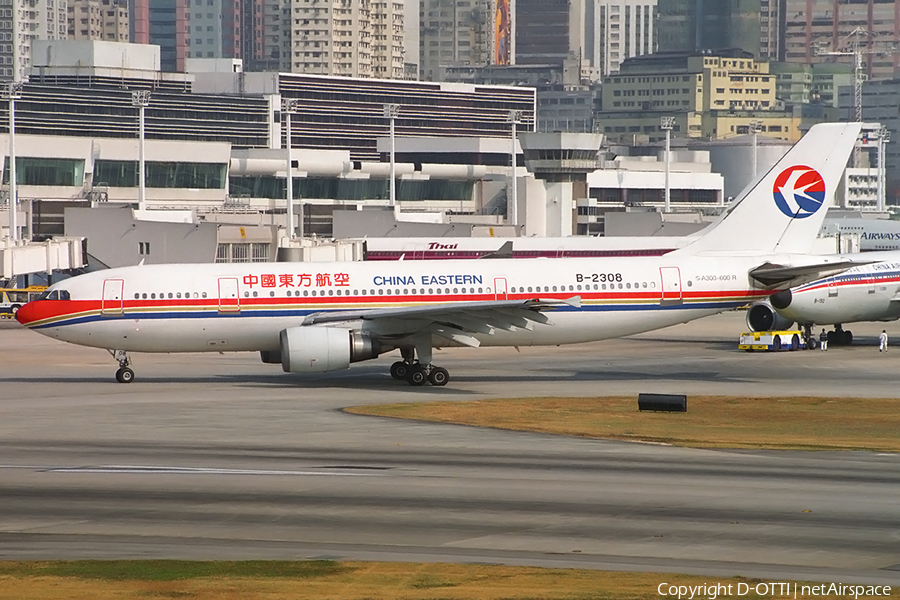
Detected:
left=36, top=290, right=70, bottom=301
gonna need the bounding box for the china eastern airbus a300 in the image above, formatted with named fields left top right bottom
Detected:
left=17, top=122, right=864, bottom=386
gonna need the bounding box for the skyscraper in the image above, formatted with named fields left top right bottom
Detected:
left=593, top=0, right=657, bottom=76
left=656, top=0, right=761, bottom=57
left=132, top=0, right=189, bottom=72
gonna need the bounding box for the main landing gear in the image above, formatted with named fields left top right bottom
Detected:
left=108, top=349, right=135, bottom=383
left=389, top=342, right=450, bottom=387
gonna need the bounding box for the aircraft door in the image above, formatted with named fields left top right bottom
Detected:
left=101, top=279, right=125, bottom=316
left=659, top=267, right=683, bottom=306
left=828, top=278, right=839, bottom=298
left=218, top=277, right=240, bottom=313
left=494, top=277, right=508, bottom=300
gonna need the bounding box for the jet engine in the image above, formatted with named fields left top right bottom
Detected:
left=746, top=300, right=795, bottom=332
left=279, top=326, right=381, bottom=373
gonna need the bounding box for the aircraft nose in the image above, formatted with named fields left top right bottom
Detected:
left=15, top=301, right=36, bottom=326
left=770, top=289, right=792, bottom=309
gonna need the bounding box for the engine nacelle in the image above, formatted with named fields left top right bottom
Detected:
left=279, top=326, right=381, bottom=373
left=746, top=301, right=795, bottom=332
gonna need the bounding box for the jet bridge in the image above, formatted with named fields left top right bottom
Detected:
left=0, top=237, right=86, bottom=281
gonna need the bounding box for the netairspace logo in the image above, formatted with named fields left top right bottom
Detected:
left=772, top=165, right=826, bottom=219
left=657, top=581, right=892, bottom=599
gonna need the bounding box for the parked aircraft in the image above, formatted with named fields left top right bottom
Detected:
left=17, top=123, right=863, bottom=385
left=361, top=217, right=900, bottom=261
left=746, top=252, right=900, bottom=346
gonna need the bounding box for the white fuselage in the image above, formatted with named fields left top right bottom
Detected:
left=780, top=260, right=900, bottom=325
left=23, top=255, right=776, bottom=354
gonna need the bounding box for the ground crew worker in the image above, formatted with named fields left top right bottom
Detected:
left=819, top=329, right=828, bottom=351
left=879, top=330, right=888, bottom=352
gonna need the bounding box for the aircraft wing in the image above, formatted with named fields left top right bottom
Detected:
left=301, top=296, right=582, bottom=347
left=749, top=260, right=876, bottom=287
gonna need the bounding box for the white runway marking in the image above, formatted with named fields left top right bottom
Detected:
left=0, top=465, right=385, bottom=477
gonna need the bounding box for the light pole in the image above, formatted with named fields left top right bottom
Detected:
left=507, top=109, right=523, bottom=229
left=749, top=119, right=763, bottom=179
left=131, top=90, right=151, bottom=212
left=282, top=98, right=301, bottom=239
left=878, top=127, right=890, bottom=212
left=2, top=81, right=23, bottom=242
left=660, top=116, right=675, bottom=213
left=383, top=103, right=400, bottom=212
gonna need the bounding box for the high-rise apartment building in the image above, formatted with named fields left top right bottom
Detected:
left=594, top=0, right=657, bottom=76
left=759, top=0, right=778, bottom=59
left=371, top=0, right=404, bottom=78
left=68, top=0, right=129, bottom=42
left=781, top=0, right=900, bottom=80
left=283, top=0, right=371, bottom=77
left=0, top=0, right=67, bottom=81
left=656, top=0, right=760, bottom=57
left=276, top=0, right=404, bottom=78
left=419, top=0, right=497, bottom=81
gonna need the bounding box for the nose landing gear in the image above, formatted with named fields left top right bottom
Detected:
left=108, top=349, right=135, bottom=383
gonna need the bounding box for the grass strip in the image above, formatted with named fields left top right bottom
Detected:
left=0, top=561, right=877, bottom=599
left=346, top=396, right=900, bottom=452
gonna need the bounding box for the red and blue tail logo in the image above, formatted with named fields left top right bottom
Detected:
left=773, top=165, right=826, bottom=219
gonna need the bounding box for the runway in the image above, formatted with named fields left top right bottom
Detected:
left=1, top=311, right=898, bottom=584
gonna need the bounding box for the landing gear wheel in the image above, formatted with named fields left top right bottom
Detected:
left=428, top=367, right=449, bottom=387
left=843, top=330, right=853, bottom=345
left=407, top=366, right=427, bottom=386
left=807, top=338, right=818, bottom=350
left=390, top=361, right=409, bottom=380
left=115, top=367, right=135, bottom=384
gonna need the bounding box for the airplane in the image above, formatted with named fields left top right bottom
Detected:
left=361, top=215, right=900, bottom=261
left=745, top=252, right=900, bottom=347
left=16, top=122, right=864, bottom=386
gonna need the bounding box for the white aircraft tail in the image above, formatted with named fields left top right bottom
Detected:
left=677, top=122, right=862, bottom=256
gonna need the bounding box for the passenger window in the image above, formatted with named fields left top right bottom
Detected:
left=201, top=292, right=207, bottom=298
left=142, top=293, right=148, bottom=299
left=303, top=290, right=309, bottom=296
left=244, top=292, right=249, bottom=297
left=151, top=293, right=156, bottom=299
left=361, top=289, right=366, bottom=296
left=176, top=292, right=182, bottom=299
left=134, top=293, right=140, bottom=299
left=252, top=291, right=258, bottom=297
left=386, top=289, right=392, bottom=295
left=270, top=291, right=275, bottom=297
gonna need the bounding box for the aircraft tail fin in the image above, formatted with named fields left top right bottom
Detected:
left=676, top=122, right=861, bottom=256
